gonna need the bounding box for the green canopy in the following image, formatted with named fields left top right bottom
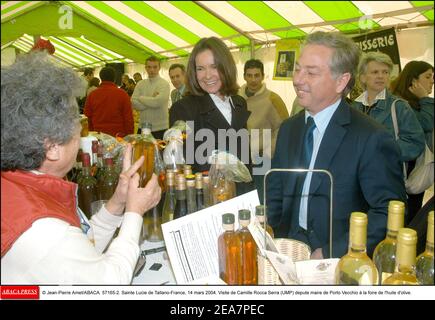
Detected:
left=2, top=1, right=433, bottom=68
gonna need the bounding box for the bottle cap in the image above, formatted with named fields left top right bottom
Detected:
left=350, top=212, right=367, bottom=226
left=388, top=200, right=405, bottom=231
left=175, top=173, right=186, bottom=190
left=81, top=152, right=91, bottom=167
left=92, top=140, right=98, bottom=152
left=255, top=205, right=265, bottom=216
left=238, top=209, right=251, bottom=220
left=195, top=172, right=203, bottom=189
left=397, top=228, right=417, bottom=245
left=222, top=213, right=235, bottom=224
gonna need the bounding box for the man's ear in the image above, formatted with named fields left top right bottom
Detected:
left=336, top=72, right=351, bottom=94
left=45, top=141, right=60, bottom=161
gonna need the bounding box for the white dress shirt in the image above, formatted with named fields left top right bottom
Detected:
left=209, top=93, right=233, bottom=125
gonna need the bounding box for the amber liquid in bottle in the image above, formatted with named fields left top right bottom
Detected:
left=237, top=209, right=258, bottom=285
left=211, top=171, right=236, bottom=205
left=78, top=152, right=97, bottom=219
left=218, top=213, right=241, bottom=284
left=98, top=157, right=119, bottom=200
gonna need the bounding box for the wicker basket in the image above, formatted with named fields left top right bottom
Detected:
left=258, top=238, right=311, bottom=285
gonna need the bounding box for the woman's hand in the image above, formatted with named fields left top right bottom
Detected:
left=105, top=143, right=143, bottom=215
left=125, top=173, right=161, bottom=216
left=409, top=80, right=428, bottom=99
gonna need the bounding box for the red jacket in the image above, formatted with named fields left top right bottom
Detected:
left=1, top=170, right=81, bottom=257
left=84, top=81, right=134, bottom=137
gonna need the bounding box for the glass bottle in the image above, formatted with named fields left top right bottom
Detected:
left=255, top=205, right=274, bottom=238
left=373, top=200, right=405, bottom=284
left=98, top=157, right=119, bottom=200
left=77, top=152, right=98, bottom=219
left=202, top=172, right=210, bottom=208
left=183, top=164, right=192, bottom=177
left=335, top=212, right=378, bottom=285
left=383, top=228, right=418, bottom=285
left=90, top=140, right=99, bottom=177
left=210, top=169, right=236, bottom=205
left=141, top=121, right=152, bottom=136
left=162, top=170, right=177, bottom=223
left=416, top=211, right=434, bottom=285
left=185, top=174, right=197, bottom=214
left=237, top=209, right=258, bottom=285
left=133, top=126, right=155, bottom=188
left=218, top=213, right=241, bottom=284
left=173, top=174, right=188, bottom=219
left=195, top=172, right=205, bottom=211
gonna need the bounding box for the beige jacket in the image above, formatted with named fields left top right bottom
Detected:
left=239, top=84, right=289, bottom=163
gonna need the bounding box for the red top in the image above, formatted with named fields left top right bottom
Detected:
left=1, top=170, right=81, bottom=257
left=84, top=81, right=134, bottom=137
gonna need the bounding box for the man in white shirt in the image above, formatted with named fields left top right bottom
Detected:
left=131, top=56, right=170, bottom=139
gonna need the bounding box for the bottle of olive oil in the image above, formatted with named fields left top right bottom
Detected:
left=383, top=228, right=418, bottom=285
left=335, top=212, right=378, bottom=285
left=372, top=200, right=405, bottom=284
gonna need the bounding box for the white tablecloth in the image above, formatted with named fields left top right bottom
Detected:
left=132, top=240, right=176, bottom=285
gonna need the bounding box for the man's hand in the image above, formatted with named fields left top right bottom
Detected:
left=310, top=248, right=324, bottom=260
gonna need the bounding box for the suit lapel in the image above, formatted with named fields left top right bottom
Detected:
left=230, top=96, right=251, bottom=130
left=198, top=95, right=231, bottom=130
left=310, top=101, right=350, bottom=194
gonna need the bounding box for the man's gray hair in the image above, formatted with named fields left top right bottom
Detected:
left=1, top=52, right=83, bottom=170
left=304, top=31, right=361, bottom=96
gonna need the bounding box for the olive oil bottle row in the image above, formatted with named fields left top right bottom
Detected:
left=336, top=202, right=434, bottom=285
left=217, top=206, right=274, bottom=285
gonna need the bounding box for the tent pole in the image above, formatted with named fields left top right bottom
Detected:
left=250, top=40, right=255, bottom=59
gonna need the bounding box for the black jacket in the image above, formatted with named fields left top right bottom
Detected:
left=170, top=93, right=254, bottom=195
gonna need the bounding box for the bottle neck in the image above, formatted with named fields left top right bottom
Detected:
left=426, top=222, right=434, bottom=255
left=223, top=223, right=234, bottom=232
left=256, top=215, right=265, bottom=224
left=176, top=189, right=186, bottom=201
left=239, top=219, right=250, bottom=228
left=82, top=166, right=91, bottom=176
left=385, top=228, right=398, bottom=240
left=395, top=243, right=416, bottom=274
left=348, top=222, right=367, bottom=255
left=424, top=242, right=434, bottom=255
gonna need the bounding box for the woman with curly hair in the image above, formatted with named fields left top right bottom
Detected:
left=1, top=52, right=161, bottom=284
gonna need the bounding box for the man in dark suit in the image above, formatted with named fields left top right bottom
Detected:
left=266, top=31, right=406, bottom=259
